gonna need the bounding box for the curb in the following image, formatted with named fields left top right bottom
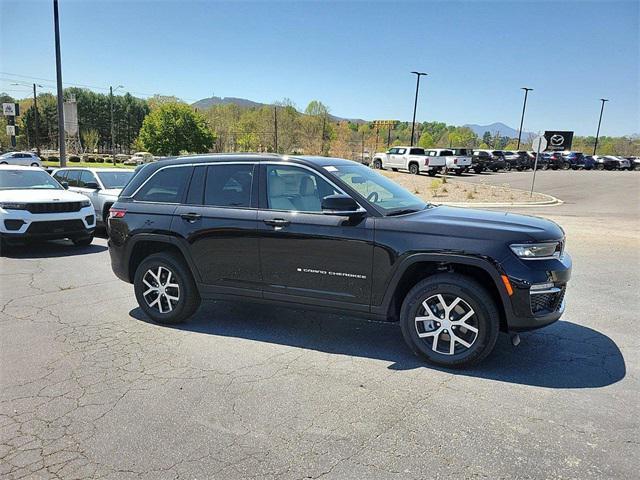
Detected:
left=434, top=192, right=563, bottom=208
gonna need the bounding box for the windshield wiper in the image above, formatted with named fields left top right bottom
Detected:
left=386, top=208, right=421, bottom=216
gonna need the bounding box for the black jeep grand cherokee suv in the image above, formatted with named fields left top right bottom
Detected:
left=109, top=154, right=571, bottom=368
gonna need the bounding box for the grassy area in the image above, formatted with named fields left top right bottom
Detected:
left=43, top=161, right=135, bottom=169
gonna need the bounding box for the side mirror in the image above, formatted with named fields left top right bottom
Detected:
left=85, top=181, right=100, bottom=190
left=61, top=181, right=69, bottom=190
left=321, top=194, right=365, bottom=217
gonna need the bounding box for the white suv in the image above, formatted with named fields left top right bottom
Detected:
left=0, top=165, right=96, bottom=248
left=0, top=151, right=42, bottom=167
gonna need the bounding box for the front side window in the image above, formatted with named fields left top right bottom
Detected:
left=0, top=169, right=63, bottom=190
left=53, top=171, right=67, bottom=183
left=79, top=170, right=97, bottom=188
left=266, top=165, right=338, bottom=212
left=65, top=170, right=81, bottom=187
left=328, top=163, right=427, bottom=215
left=135, top=166, right=192, bottom=203
left=204, top=164, right=254, bottom=207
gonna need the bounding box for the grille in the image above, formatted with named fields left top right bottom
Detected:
left=530, top=287, right=565, bottom=315
left=27, top=220, right=85, bottom=235
left=27, top=202, right=83, bottom=214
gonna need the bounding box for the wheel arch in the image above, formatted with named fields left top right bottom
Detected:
left=377, top=254, right=510, bottom=332
left=126, top=234, right=200, bottom=284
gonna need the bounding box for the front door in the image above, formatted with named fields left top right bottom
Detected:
left=172, top=163, right=262, bottom=297
left=257, top=163, right=373, bottom=309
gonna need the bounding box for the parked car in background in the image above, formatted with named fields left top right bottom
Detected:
left=438, top=148, right=472, bottom=175
left=52, top=167, right=135, bottom=230
left=625, top=157, right=639, bottom=170
left=472, top=150, right=507, bottom=172
left=597, top=155, right=630, bottom=170
left=124, top=152, right=155, bottom=166
left=583, top=155, right=598, bottom=170
left=372, top=147, right=437, bottom=175
left=545, top=151, right=569, bottom=170
left=512, top=151, right=532, bottom=170
left=0, top=151, right=42, bottom=167
left=0, top=165, right=95, bottom=248
left=561, top=151, right=593, bottom=170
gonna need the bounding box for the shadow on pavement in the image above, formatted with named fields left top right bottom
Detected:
left=1, top=240, right=107, bottom=258
left=130, top=300, right=625, bottom=389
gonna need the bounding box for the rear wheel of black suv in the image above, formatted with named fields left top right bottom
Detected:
left=134, top=252, right=201, bottom=325
left=400, top=273, right=500, bottom=368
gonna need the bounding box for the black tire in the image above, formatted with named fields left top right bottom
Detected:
left=473, top=167, right=482, bottom=174
left=391, top=168, right=398, bottom=172
left=454, top=169, right=463, bottom=176
left=409, top=163, right=419, bottom=175
left=72, top=234, right=93, bottom=246
left=134, top=252, right=201, bottom=325
left=504, top=163, right=511, bottom=171
left=31, top=162, right=40, bottom=167
left=427, top=170, right=437, bottom=177
left=399, top=273, right=500, bottom=368
left=374, top=159, right=383, bottom=170
left=491, top=168, right=498, bottom=172
left=561, top=162, right=571, bottom=170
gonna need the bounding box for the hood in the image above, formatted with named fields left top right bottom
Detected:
left=100, top=188, right=122, bottom=197
left=0, top=189, right=90, bottom=203
left=388, top=205, right=564, bottom=243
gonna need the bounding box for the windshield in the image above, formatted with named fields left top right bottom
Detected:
left=327, top=163, right=427, bottom=214
left=97, top=170, right=135, bottom=189
left=0, top=169, right=63, bottom=190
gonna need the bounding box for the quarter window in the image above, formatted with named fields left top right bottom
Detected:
left=135, top=166, right=192, bottom=203
left=266, top=165, right=338, bottom=212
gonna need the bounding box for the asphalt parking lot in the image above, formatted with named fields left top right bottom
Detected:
left=1, top=171, right=638, bottom=479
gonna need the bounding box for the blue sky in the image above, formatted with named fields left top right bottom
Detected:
left=1, top=0, right=638, bottom=136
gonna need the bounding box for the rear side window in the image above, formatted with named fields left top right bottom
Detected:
left=203, top=164, right=254, bottom=207
left=53, top=171, right=67, bottom=183
left=135, top=166, right=192, bottom=203
left=441, top=150, right=454, bottom=156
left=409, top=148, right=425, bottom=155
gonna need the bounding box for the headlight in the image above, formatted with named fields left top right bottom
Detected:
left=0, top=202, right=28, bottom=210
left=80, top=200, right=92, bottom=207
left=510, top=242, right=562, bottom=259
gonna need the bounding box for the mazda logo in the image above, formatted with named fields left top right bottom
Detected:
left=550, top=134, right=565, bottom=146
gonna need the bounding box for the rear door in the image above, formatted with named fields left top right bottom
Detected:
left=257, top=163, right=373, bottom=308
left=76, top=170, right=101, bottom=215
left=172, top=162, right=262, bottom=296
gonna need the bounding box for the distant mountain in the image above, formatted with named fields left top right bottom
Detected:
left=191, top=96, right=366, bottom=123
left=464, top=122, right=533, bottom=139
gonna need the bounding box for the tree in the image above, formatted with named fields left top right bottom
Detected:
left=82, top=129, right=100, bottom=152
left=137, top=103, right=215, bottom=155
left=482, top=131, right=492, bottom=147
left=448, top=127, right=478, bottom=148
left=418, top=131, right=434, bottom=148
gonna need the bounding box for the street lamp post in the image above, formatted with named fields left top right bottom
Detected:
left=53, top=0, right=66, bottom=166
left=516, top=87, right=533, bottom=150
left=409, top=71, right=427, bottom=147
left=593, top=98, right=609, bottom=155
left=110, top=85, right=123, bottom=165
left=33, top=84, right=42, bottom=157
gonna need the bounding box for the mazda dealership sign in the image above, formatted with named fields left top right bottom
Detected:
left=544, top=131, right=574, bottom=151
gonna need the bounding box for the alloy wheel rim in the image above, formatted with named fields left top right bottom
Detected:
left=414, top=294, right=479, bottom=355
left=142, top=266, right=180, bottom=313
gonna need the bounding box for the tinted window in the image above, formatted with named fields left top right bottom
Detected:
left=204, top=164, right=254, bottom=207
left=65, top=170, right=81, bottom=187
left=186, top=166, right=206, bottom=205
left=135, top=166, right=192, bottom=203
left=409, top=148, right=425, bottom=155
left=266, top=165, right=338, bottom=212
left=97, top=171, right=134, bottom=189
left=441, top=150, right=454, bottom=156
left=53, top=171, right=67, bottom=183
left=388, top=148, right=398, bottom=154
left=79, top=170, right=97, bottom=187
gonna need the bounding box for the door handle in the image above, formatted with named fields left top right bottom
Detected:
left=263, top=218, right=290, bottom=228
left=180, top=212, right=201, bottom=223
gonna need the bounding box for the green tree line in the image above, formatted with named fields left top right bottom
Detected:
left=1, top=90, right=638, bottom=158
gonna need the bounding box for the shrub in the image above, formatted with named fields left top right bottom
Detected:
left=85, top=156, right=96, bottom=163
left=47, top=156, right=59, bottom=163
left=68, top=155, right=81, bottom=163
left=96, top=157, right=105, bottom=163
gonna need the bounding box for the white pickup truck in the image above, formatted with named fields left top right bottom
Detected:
left=425, top=148, right=472, bottom=175
left=372, top=146, right=442, bottom=176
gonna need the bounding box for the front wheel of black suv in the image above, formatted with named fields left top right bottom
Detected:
left=72, top=234, right=93, bottom=246
left=400, top=273, right=500, bottom=368
left=134, top=252, right=201, bottom=325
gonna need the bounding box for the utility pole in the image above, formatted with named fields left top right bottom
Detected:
left=273, top=106, right=278, bottom=153
left=110, top=85, right=123, bottom=165
left=320, top=115, right=326, bottom=155
left=53, top=0, right=66, bottom=166
left=361, top=132, right=365, bottom=163
left=593, top=98, right=609, bottom=155
left=33, top=84, right=41, bottom=156
left=516, top=87, right=533, bottom=150
left=409, top=71, right=427, bottom=147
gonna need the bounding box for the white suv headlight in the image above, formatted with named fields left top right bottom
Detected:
left=510, top=242, right=562, bottom=259
left=80, top=200, right=91, bottom=207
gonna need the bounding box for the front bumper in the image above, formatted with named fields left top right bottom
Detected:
left=502, top=252, right=572, bottom=332
left=1, top=207, right=96, bottom=240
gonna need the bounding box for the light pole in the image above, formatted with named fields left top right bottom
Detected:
left=593, top=98, right=609, bottom=155
left=53, top=0, right=66, bottom=166
left=409, top=71, right=427, bottom=147
left=11, top=82, right=43, bottom=156
left=516, top=87, right=533, bottom=150
left=110, top=85, right=123, bottom=165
